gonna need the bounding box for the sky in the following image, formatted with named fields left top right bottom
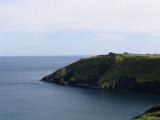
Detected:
left=1, top=0, right=160, bottom=56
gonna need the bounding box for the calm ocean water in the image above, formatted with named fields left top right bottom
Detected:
left=0, top=56, right=160, bottom=120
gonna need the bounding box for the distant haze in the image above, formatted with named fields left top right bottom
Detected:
left=1, top=0, right=160, bottom=56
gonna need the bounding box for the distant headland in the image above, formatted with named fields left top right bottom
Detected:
left=42, top=52, right=160, bottom=93
left=41, top=53, right=160, bottom=119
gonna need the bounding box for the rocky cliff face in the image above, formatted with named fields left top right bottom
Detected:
left=42, top=53, right=160, bottom=93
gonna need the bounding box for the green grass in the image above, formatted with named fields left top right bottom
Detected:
left=42, top=53, right=160, bottom=92
left=42, top=53, right=160, bottom=119
left=132, top=105, right=160, bottom=120
left=133, top=116, right=160, bottom=120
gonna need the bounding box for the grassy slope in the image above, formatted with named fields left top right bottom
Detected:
left=132, top=105, right=160, bottom=120
left=42, top=53, right=160, bottom=120
left=42, top=53, right=160, bottom=92
left=99, top=54, right=160, bottom=91
left=42, top=55, right=114, bottom=87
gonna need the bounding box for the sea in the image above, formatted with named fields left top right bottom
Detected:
left=0, top=56, right=160, bottom=120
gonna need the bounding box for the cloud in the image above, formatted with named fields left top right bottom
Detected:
left=0, top=0, right=160, bottom=33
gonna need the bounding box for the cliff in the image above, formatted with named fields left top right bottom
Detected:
left=41, top=53, right=160, bottom=93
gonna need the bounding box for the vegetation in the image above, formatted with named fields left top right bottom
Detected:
left=42, top=53, right=160, bottom=120
left=132, top=105, right=160, bottom=120
left=42, top=53, right=160, bottom=93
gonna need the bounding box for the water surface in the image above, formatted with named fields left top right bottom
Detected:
left=0, top=56, right=160, bottom=120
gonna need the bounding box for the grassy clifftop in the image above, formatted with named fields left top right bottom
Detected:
left=132, top=105, right=160, bottom=120
left=42, top=53, right=160, bottom=93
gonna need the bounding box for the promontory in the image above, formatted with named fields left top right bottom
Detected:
left=41, top=53, right=160, bottom=120
left=41, top=53, right=160, bottom=93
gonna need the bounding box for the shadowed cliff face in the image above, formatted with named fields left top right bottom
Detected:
left=132, top=105, right=160, bottom=120
left=42, top=53, right=160, bottom=93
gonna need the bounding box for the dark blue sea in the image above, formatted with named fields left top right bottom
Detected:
left=0, top=56, right=160, bottom=120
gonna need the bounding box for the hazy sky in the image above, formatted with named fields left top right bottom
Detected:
left=1, top=0, right=160, bottom=56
